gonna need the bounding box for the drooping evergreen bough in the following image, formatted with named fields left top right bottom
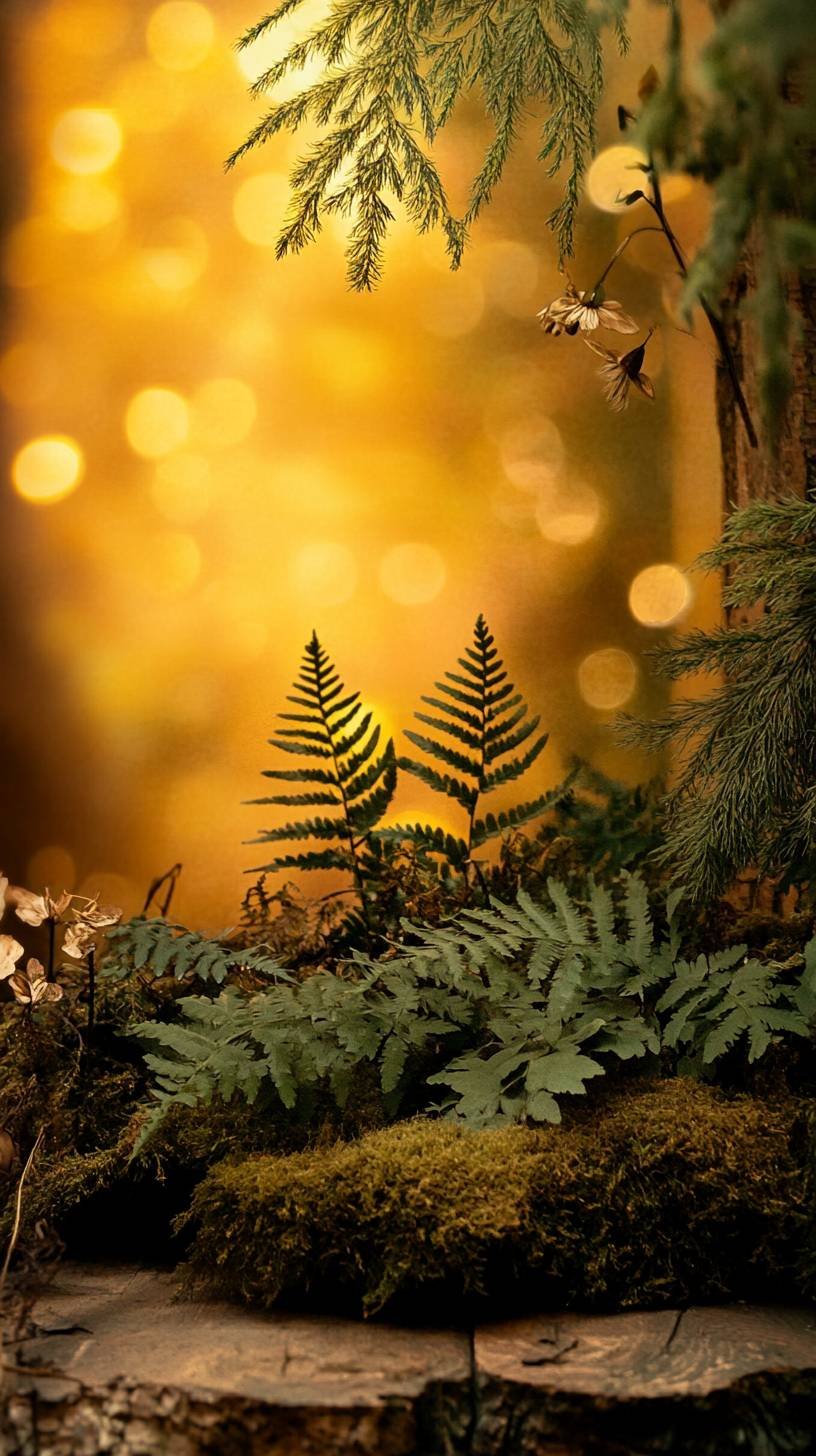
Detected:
left=231, top=0, right=816, bottom=433
left=620, top=497, right=816, bottom=901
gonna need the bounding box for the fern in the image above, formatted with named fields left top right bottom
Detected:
left=132, top=874, right=671, bottom=1146
left=230, top=0, right=622, bottom=288
left=387, top=614, right=566, bottom=870
left=132, top=876, right=816, bottom=1148
left=103, top=918, right=290, bottom=986
left=247, top=631, right=397, bottom=912
left=657, top=941, right=815, bottom=1068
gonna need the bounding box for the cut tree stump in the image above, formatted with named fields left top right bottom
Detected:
left=2, top=1266, right=816, bottom=1455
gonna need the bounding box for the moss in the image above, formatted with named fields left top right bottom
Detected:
left=183, top=1080, right=813, bottom=1316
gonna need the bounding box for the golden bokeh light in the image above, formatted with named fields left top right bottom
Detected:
left=141, top=218, right=208, bottom=292
left=11, top=436, right=84, bottom=505
left=151, top=453, right=214, bottom=524
left=578, top=647, right=638, bottom=710
left=50, top=108, right=123, bottom=176
left=628, top=562, right=692, bottom=627
left=587, top=145, right=694, bottom=213
left=291, top=542, right=358, bottom=607
left=146, top=2, right=216, bottom=72
left=500, top=416, right=565, bottom=493
left=536, top=484, right=601, bottom=545
left=191, top=378, right=257, bottom=448
left=52, top=177, right=121, bottom=233
left=78, top=871, right=139, bottom=916
left=233, top=173, right=288, bottom=247
left=125, top=387, right=190, bottom=458
left=26, top=845, right=77, bottom=893
left=379, top=543, right=447, bottom=606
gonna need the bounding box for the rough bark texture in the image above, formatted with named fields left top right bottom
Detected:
left=3, top=1267, right=816, bottom=1456
left=716, top=249, right=816, bottom=519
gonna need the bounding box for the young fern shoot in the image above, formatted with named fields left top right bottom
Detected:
left=247, top=632, right=397, bottom=916
left=388, top=615, right=570, bottom=872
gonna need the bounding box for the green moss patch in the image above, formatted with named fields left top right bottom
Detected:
left=183, top=1080, right=814, bottom=1315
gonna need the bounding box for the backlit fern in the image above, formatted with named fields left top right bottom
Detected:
left=247, top=632, right=397, bottom=912
left=388, top=614, right=570, bottom=870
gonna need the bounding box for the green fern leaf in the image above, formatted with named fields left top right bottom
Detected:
left=250, top=632, right=395, bottom=911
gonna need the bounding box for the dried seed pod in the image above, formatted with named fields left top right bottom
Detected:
left=0, top=1129, right=16, bottom=1174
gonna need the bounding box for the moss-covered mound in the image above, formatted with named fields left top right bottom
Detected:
left=184, top=1080, right=815, bottom=1316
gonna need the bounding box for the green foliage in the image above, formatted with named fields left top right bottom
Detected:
left=640, top=0, right=816, bottom=440
left=103, top=917, right=290, bottom=985
left=230, top=0, right=625, bottom=288
left=388, top=614, right=568, bottom=869
left=620, top=498, right=816, bottom=901
left=132, top=872, right=816, bottom=1148
left=659, top=937, right=816, bottom=1071
left=247, top=631, right=396, bottom=898
left=182, top=1081, right=811, bottom=1315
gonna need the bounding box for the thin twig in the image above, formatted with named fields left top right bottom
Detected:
left=0, top=1128, right=44, bottom=1307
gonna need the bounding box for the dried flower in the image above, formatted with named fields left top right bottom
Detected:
left=0, top=934, right=24, bottom=980
left=0, top=1129, right=15, bottom=1174
left=63, top=921, right=97, bottom=960
left=0, top=875, right=8, bottom=918
left=77, top=900, right=123, bottom=931
left=584, top=331, right=656, bottom=412
left=9, top=958, right=63, bottom=1006
left=538, top=284, right=638, bottom=337
left=14, top=887, right=74, bottom=928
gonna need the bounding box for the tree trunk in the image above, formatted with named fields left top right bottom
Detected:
left=716, top=246, right=816, bottom=521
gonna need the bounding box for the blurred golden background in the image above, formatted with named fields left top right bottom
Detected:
left=1, top=0, right=719, bottom=928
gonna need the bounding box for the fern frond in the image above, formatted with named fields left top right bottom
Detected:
left=397, top=614, right=559, bottom=865
left=249, top=632, right=395, bottom=909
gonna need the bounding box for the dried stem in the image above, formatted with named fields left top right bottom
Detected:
left=0, top=1128, right=44, bottom=1308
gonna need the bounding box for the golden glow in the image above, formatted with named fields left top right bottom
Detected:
left=479, top=241, right=540, bottom=318
left=4, top=217, right=60, bottom=289
left=47, top=0, right=128, bottom=58
left=628, top=563, right=692, bottom=626
left=52, top=177, right=121, bottom=232
left=232, top=172, right=288, bottom=247
left=11, top=436, right=84, bottom=505
left=78, top=871, right=138, bottom=915
left=588, top=145, right=694, bottom=213
left=151, top=453, right=213, bottom=524
left=291, top=542, right=357, bottom=607
left=421, top=273, right=484, bottom=337
left=191, top=378, right=257, bottom=447
left=146, top=2, right=216, bottom=72
left=50, top=109, right=123, bottom=176
left=114, top=60, right=187, bottom=133
left=500, top=417, right=565, bottom=493
left=0, top=343, right=58, bottom=408
left=379, top=543, right=447, bottom=606
left=146, top=531, right=203, bottom=595
left=578, top=648, right=638, bottom=710
left=537, top=484, right=601, bottom=545
left=125, top=388, right=190, bottom=458
left=141, top=218, right=208, bottom=291
left=26, top=845, right=77, bottom=893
